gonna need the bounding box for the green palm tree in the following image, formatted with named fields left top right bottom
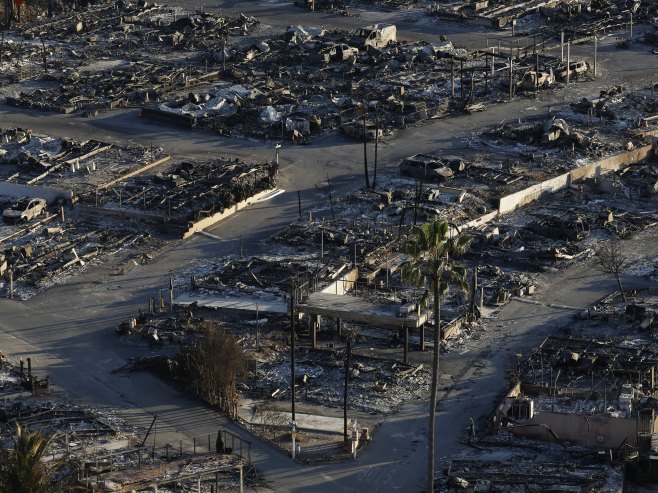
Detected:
left=0, top=423, right=55, bottom=493
left=401, top=220, right=470, bottom=493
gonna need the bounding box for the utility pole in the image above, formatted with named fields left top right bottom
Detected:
left=535, top=53, right=539, bottom=93
left=343, top=332, right=352, bottom=446
left=326, top=174, right=335, bottom=220
left=373, top=103, right=379, bottom=188
left=508, top=57, right=514, bottom=100
left=290, top=279, right=296, bottom=421
left=460, top=59, right=464, bottom=100
left=629, top=11, right=633, bottom=38
left=593, top=36, right=597, bottom=79
left=566, top=41, right=571, bottom=85
left=362, top=102, right=370, bottom=188
left=450, top=58, right=455, bottom=98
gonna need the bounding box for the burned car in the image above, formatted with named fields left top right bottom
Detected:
left=2, top=198, right=47, bottom=222
left=399, top=154, right=465, bottom=182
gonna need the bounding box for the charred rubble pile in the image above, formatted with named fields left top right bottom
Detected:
left=0, top=132, right=110, bottom=178
left=428, top=0, right=657, bottom=35
left=468, top=168, right=658, bottom=272
left=7, top=61, right=220, bottom=114
left=249, top=344, right=431, bottom=415
left=147, top=23, right=590, bottom=140
left=0, top=129, right=171, bottom=196
left=0, top=399, right=127, bottom=445
left=2, top=3, right=259, bottom=112
left=18, top=3, right=259, bottom=53
left=0, top=224, right=161, bottom=298
left=90, top=158, right=278, bottom=222
left=481, top=117, right=621, bottom=161
left=0, top=353, right=50, bottom=394
left=441, top=459, right=623, bottom=493
left=188, top=256, right=347, bottom=301
left=472, top=88, right=658, bottom=166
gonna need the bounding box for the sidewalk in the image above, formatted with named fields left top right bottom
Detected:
left=238, top=398, right=345, bottom=435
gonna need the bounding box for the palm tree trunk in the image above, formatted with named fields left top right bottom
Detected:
left=427, top=273, right=440, bottom=493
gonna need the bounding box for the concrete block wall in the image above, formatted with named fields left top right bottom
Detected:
left=498, top=144, right=655, bottom=214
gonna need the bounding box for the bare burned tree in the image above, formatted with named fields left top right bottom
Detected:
left=180, top=321, right=245, bottom=418
left=592, top=241, right=632, bottom=302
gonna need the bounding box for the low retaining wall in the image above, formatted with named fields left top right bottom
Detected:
left=75, top=188, right=276, bottom=239
left=498, top=144, right=654, bottom=214
left=0, top=182, right=73, bottom=203
left=182, top=188, right=277, bottom=239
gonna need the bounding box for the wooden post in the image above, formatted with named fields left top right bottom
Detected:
left=290, top=280, right=296, bottom=421
left=9, top=269, right=13, bottom=300
left=419, top=324, right=425, bottom=351
left=403, top=326, right=408, bottom=363
left=566, top=42, right=571, bottom=84
left=508, top=57, right=513, bottom=100
left=343, top=334, right=352, bottom=445
left=450, top=58, right=455, bottom=98
left=460, top=59, right=464, bottom=100
left=311, top=315, right=319, bottom=350
left=169, top=277, right=174, bottom=312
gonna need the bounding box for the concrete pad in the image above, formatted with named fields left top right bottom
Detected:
left=175, top=293, right=287, bottom=314
left=239, top=399, right=344, bottom=435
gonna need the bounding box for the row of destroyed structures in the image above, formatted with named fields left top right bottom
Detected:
left=110, top=244, right=658, bottom=487
left=0, top=127, right=278, bottom=298
left=480, top=292, right=658, bottom=488
left=0, top=1, right=635, bottom=142
left=300, top=0, right=658, bottom=40
left=0, top=353, right=253, bottom=493
left=0, top=94, right=657, bottom=298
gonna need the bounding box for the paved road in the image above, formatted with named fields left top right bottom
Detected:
left=0, top=4, right=657, bottom=491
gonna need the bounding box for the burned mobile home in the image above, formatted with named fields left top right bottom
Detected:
left=0, top=354, right=253, bottom=492
left=0, top=127, right=279, bottom=299
left=0, top=2, right=612, bottom=143
left=428, top=0, right=656, bottom=34
left=442, top=459, right=623, bottom=492
left=494, top=321, right=658, bottom=479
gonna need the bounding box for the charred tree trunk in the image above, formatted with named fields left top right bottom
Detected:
left=615, top=275, right=627, bottom=302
